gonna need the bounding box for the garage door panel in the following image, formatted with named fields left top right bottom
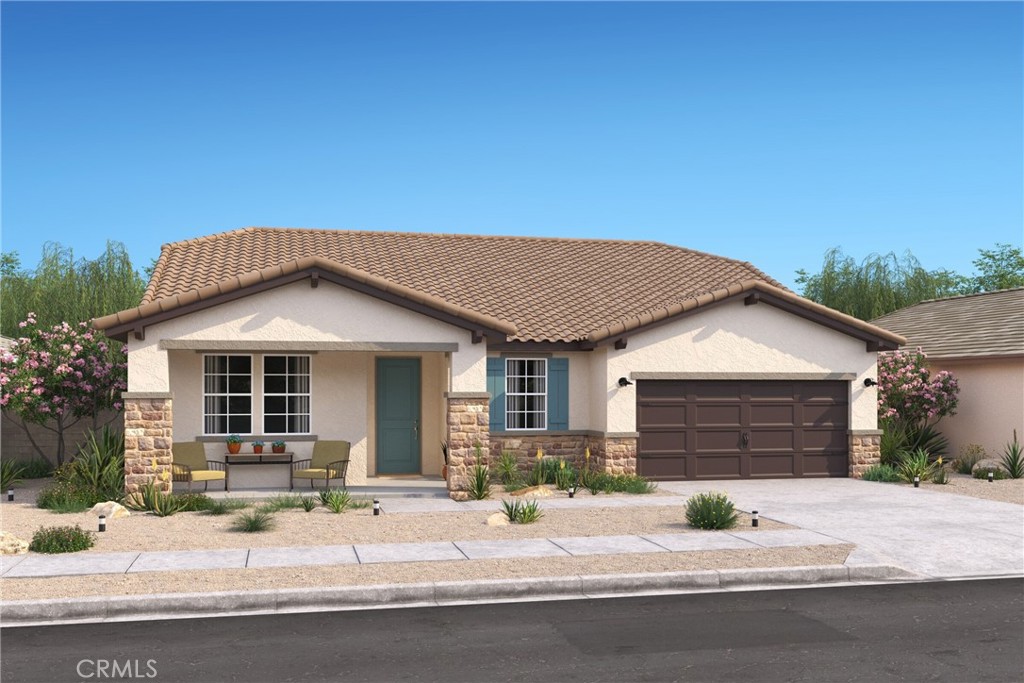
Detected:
left=638, top=380, right=849, bottom=480
left=695, top=455, right=741, bottom=478
left=750, top=430, right=795, bottom=451
left=640, top=456, right=689, bottom=479
left=802, top=405, right=845, bottom=426
left=695, top=430, right=742, bottom=452
left=639, top=430, right=686, bottom=453
left=750, top=405, right=795, bottom=426
left=638, top=404, right=687, bottom=426
left=694, top=405, right=742, bottom=426
left=750, top=454, right=796, bottom=477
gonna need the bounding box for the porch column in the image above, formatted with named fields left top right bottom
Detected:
left=848, top=429, right=882, bottom=478
left=587, top=433, right=638, bottom=475
left=123, top=392, right=174, bottom=494
left=446, top=392, right=490, bottom=501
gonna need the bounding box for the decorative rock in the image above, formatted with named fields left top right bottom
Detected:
left=486, top=512, right=510, bottom=526
left=90, top=501, right=131, bottom=519
left=509, top=485, right=555, bottom=498
left=973, top=459, right=1010, bottom=476
left=0, top=531, right=29, bottom=555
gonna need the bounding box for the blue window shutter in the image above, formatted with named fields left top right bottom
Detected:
left=487, top=357, right=504, bottom=431
left=547, top=358, right=569, bottom=430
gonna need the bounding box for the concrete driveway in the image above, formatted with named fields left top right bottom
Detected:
left=659, top=479, right=1024, bottom=579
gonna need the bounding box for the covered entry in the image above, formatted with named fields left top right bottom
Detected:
left=637, top=380, right=849, bottom=480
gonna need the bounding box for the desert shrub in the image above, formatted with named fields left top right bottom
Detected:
left=203, top=499, right=248, bottom=516
left=553, top=460, right=577, bottom=491
left=29, top=525, right=95, bottom=553
left=349, top=497, right=372, bottom=510
left=19, top=458, right=54, bottom=479
left=499, top=499, right=543, bottom=524
left=861, top=464, right=902, bottom=483
left=1001, top=431, right=1024, bottom=479
left=468, top=463, right=492, bottom=500
left=1, top=459, right=25, bottom=491
left=685, top=492, right=739, bottom=530
left=319, top=489, right=351, bottom=513
left=931, top=467, right=950, bottom=485
left=300, top=496, right=318, bottom=512
left=231, top=510, right=275, bottom=532
left=69, top=427, right=125, bottom=502
left=582, top=471, right=655, bottom=495
left=124, top=481, right=185, bottom=517
left=954, top=444, right=986, bottom=475
left=974, top=467, right=1008, bottom=481
left=260, top=494, right=304, bottom=511
left=175, top=493, right=215, bottom=512
left=496, top=451, right=520, bottom=485
left=895, top=449, right=938, bottom=483
left=36, top=480, right=94, bottom=513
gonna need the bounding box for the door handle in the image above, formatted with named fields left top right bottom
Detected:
left=413, top=421, right=419, bottom=437
left=742, top=432, right=750, bottom=448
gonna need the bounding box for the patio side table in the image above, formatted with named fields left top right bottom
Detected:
left=223, top=452, right=294, bottom=492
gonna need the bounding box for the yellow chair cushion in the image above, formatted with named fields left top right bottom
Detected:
left=189, top=470, right=226, bottom=482
left=292, top=468, right=334, bottom=479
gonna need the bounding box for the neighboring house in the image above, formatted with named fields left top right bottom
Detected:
left=872, top=288, right=1024, bottom=460
left=93, top=228, right=903, bottom=497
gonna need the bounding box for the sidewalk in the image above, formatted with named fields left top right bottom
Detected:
left=1, top=528, right=848, bottom=579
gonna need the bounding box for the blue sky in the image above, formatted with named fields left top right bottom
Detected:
left=2, top=1, right=1021, bottom=290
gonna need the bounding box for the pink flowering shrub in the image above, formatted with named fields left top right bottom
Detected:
left=878, top=348, right=959, bottom=427
left=0, top=313, right=127, bottom=465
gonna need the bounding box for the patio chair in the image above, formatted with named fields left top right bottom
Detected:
left=291, top=440, right=350, bottom=490
left=171, top=442, right=227, bottom=492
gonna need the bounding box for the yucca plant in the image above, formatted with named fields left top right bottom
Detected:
left=320, top=489, right=351, bottom=513
left=70, top=427, right=125, bottom=502
left=1001, top=430, right=1024, bottom=479
left=496, top=451, right=520, bottom=485
left=0, top=459, right=26, bottom=491
left=468, top=463, right=491, bottom=500
left=553, top=460, right=577, bottom=491
left=895, top=449, right=938, bottom=484
left=499, top=499, right=543, bottom=524
left=125, top=480, right=185, bottom=517
left=300, top=496, right=318, bottom=512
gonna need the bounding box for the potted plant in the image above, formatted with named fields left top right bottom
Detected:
left=226, top=434, right=243, bottom=454
left=272, top=440, right=287, bottom=454
left=252, top=440, right=265, bottom=454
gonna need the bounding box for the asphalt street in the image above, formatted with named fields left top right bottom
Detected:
left=2, top=579, right=1021, bottom=683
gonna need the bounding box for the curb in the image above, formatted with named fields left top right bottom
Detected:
left=0, top=564, right=921, bottom=627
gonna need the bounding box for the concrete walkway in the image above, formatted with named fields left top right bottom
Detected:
left=0, top=528, right=846, bottom=579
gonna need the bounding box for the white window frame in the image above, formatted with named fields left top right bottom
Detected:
left=505, top=358, right=547, bottom=431
left=202, top=354, right=253, bottom=436
left=261, top=354, right=312, bottom=435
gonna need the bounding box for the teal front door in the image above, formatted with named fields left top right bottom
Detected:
left=376, top=358, right=421, bottom=474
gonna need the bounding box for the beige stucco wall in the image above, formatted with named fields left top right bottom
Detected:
left=127, top=281, right=485, bottom=393
left=131, top=280, right=484, bottom=488
left=929, top=357, right=1024, bottom=459
left=604, top=299, right=878, bottom=433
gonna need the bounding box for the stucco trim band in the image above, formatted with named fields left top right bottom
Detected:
left=121, top=392, right=174, bottom=400
left=848, top=429, right=884, bottom=436
left=630, top=372, right=857, bottom=381
left=444, top=392, right=491, bottom=399
left=196, top=434, right=319, bottom=443
left=160, top=340, right=459, bottom=353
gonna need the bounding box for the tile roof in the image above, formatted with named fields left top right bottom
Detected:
left=871, top=288, right=1024, bottom=359
left=96, top=227, right=902, bottom=345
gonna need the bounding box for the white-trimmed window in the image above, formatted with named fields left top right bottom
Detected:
left=203, top=355, right=252, bottom=435
left=505, top=358, right=547, bottom=430
left=263, top=355, right=311, bottom=434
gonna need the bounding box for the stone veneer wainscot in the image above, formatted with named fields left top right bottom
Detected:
left=123, top=392, right=174, bottom=494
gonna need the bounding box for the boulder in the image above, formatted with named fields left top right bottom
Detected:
left=486, top=512, right=510, bottom=527
left=89, top=501, right=131, bottom=519
left=0, top=531, right=28, bottom=555
left=509, top=485, right=554, bottom=498
left=972, top=459, right=1010, bottom=476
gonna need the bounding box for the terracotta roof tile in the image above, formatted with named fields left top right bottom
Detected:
left=871, top=288, right=1024, bottom=359
left=100, top=227, right=900, bottom=345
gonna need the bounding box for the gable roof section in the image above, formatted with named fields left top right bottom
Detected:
left=871, top=288, right=1024, bottom=359
left=94, top=227, right=904, bottom=348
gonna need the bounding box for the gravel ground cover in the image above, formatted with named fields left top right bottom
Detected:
left=900, top=473, right=1023, bottom=505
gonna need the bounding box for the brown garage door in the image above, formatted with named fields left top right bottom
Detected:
left=637, top=380, right=849, bottom=480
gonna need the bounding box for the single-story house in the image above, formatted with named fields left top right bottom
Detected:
left=94, top=228, right=904, bottom=498
left=871, top=288, right=1024, bottom=460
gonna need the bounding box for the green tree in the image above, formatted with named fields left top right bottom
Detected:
left=0, top=242, right=146, bottom=338
left=962, top=243, right=1024, bottom=293
left=795, top=248, right=965, bottom=320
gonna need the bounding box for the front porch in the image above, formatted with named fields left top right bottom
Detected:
left=184, top=476, right=450, bottom=500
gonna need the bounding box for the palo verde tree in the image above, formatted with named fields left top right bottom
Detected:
left=1, top=313, right=128, bottom=466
